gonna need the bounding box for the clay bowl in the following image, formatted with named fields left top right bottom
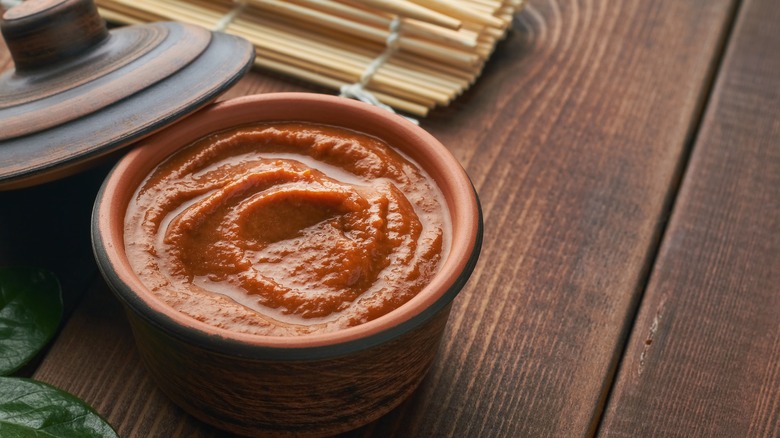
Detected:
left=92, top=93, right=482, bottom=437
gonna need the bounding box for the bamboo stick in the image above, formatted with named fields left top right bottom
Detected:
left=346, top=0, right=461, bottom=29
left=289, top=0, right=479, bottom=47
left=410, top=0, right=504, bottom=27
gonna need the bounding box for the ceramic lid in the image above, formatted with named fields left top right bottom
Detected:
left=0, top=0, right=255, bottom=190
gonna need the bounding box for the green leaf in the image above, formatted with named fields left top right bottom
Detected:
left=0, top=377, right=118, bottom=437
left=0, top=267, right=63, bottom=375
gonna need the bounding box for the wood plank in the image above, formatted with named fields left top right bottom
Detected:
left=598, top=0, right=780, bottom=436
left=12, top=0, right=736, bottom=437
left=345, top=1, right=735, bottom=436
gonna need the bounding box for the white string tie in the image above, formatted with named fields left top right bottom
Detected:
left=340, top=17, right=418, bottom=124
left=213, top=0, right=247, bottom=32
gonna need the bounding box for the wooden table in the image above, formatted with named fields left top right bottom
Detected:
left=2, top=0, right=779, bottom=436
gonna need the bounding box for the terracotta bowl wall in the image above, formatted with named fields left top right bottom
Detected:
left=128, top=304, right=452, bottom=437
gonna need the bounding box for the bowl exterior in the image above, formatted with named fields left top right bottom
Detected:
left=126, top=303, right=452, bottom=437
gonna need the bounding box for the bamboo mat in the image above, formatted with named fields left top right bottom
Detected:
left=95, top=0, right=525, bottom=116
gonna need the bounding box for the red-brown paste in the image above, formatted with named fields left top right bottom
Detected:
left=124, top=122, right=449, bottom=336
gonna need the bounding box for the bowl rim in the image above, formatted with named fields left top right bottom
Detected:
left=92, top=92, right=482, bottom=360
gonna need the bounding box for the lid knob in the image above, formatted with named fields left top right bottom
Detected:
left=1, top=0, right=109, bottom=72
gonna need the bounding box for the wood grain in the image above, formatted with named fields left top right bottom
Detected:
left=343, top=1, right=736, bottom=436
left=1, top=0, right=747, bottom=436
left=599, top=0, right=780, bottom=435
